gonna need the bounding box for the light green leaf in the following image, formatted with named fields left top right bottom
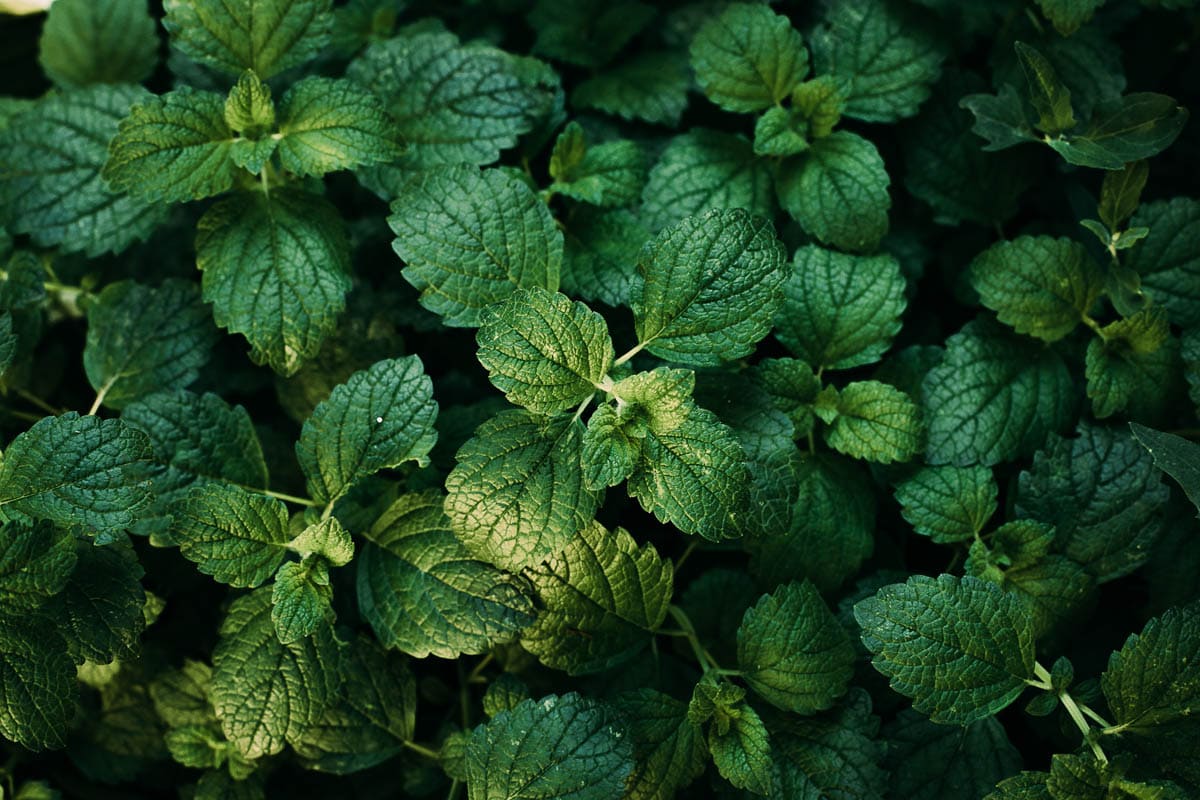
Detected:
left=163, top=0, right=333, bottom=79
left=103, top=87, right=239, bottom=203
left=197, top=188, right=351, bottom=376
left=1015, top=42, right=1076, bottom=135
left=1129, top=423, right=1200, bottom=518
left=737, top=580, right=854, bottom=714
left=581, top=403, right=640, bottom=491
left=923, top=320, right=1074, bottom=465
left=288, top=517, right=353, bottom=567
left=641, top=129, right=775, bottom=233
left=51, top=535, right=146, bottom=663
left=84, top=280, right=218, bottom=411
left=775, top=245, right=906, bottom=371
left=611, top=689, right=706, bottom=800
left=150, top=659, right=214, bottom=728
left=164, top=725, right=226, bottom=769
left=0, top=520, right=75, bottom=613
left=884, top=711, right=1022, bottom=800
left=1048, top=94, right=1188, bottom=170
left=572, top=51, right=690, bottom=127
left=822, top=381, right=922, bottom=464
left=1124, top=198, right=1200, bottom=327
left=548, top=122, right=646, bottom=208
left=357, top=491, right=535, bottom=658
left=690, top=680, right=773, bottom=796
left=753, top=106, right=809, bottom=158
left=1101, top=606, right=1200, bottom=732
left=855, top=574, right=1037, bottom=724
left=0, top=619, right=75, bottom=751
left=970, top=236, right=1103, bottom=342
left=689, top=3, right=808, bottom=113
left=272, top=559, right=334, bottom=645
left=477, top=288, right=613, bottom=415
left=277, top=76, right=404, bottom=177
left=466, top=693, right=634, bottom=800
left=445, top=410, right=599, bottom=572
left=776, top=131, right=890, bottom=253
left=0, top=85, right=166, bottom=255
left=522, top=522, right=673, bottom=675
left=894, top=465, right=998, bottom=543
left=632, top=209, right=786, bottom=366
left=295, top=355, right=437, bottom=504
left=172, top=483, right=290, bottom=588
left=389, top=165, right=562, bottom=327
left=1086, top=307, right=1178, bottom=419
left=792, top=75, right=847, bottom=138
left=38, top=0, right=158, bottom=88
left=482, top=674, right=530, bottom=721
left=224, top=70, right=275, bottom=135
left=612, top=368, right=695, bottom=437
left=211, top=588, right=340, bottom=759
left=0, top=412, right=154, bottom=534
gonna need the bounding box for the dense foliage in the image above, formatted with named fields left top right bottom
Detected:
left=0, top=0, right=1198, bottom=797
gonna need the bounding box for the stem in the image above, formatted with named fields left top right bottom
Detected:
left=668, top=605, right=713, bottom=673
left=320, top=500, right=335, bottom=522
left=402, top=740, right=441, bottom=760
left=16, top=389, right=63, bottom=416
left=86, top=376, right=117, bottom=416
left=612, top=342, right=647, bottom=368
left=257, top=488, right=321, bottom=507
left=2, top=407, right=44, bottom=423
left=1081, top=312, right=1105, bottom=339
left=1060, top=690, right=1108, bottom=764
left=571, top=394, right=594, bottom=423
left=447, top=780, right=463, bottom=800
left=1078, top=702, right=1114, bottom=729
left=466, top=652, right=495, bottom=684
left=674, top=541, right=698, bottom=573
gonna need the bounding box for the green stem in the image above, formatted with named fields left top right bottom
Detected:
left=403, top=740, right=441, bottom=760
left=466, top=652, right=495, bottom=684
left=16, top=389, right=63, bottom=416
left=86, top=376, right=117, bottom=416
left=668, top=605, right=726, bottom=673
left=1081, top=312, right=1105, bottom=339
left=571, top=394, right=594, bottom=423
left=674, top=541, right=698, bottom=573
left=612, top=342, right=647, bottom=368
left=1078, top=702, right=1114, bottom=729
left=256, top=488, right=321, bottom=507
left=2, top=406, right=44, bottom=424
left=1060, top=690, right=1108, bottom=764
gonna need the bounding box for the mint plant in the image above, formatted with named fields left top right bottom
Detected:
left=0, top=0, right=1198, bottom=798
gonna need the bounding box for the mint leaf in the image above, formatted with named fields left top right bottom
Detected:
left=572, top=51, right=690, bottom=127
left=690, top=680, right=774, bottom=795
left=561, top=207, right=647, bottom=308
left=272, top=559, right=334, bottom=645
left=1048, top=94, right=1189, bottom=170
left=689, top=3, right=808, bottom=113
left=224, top=70, right=275, bottom=136
left=1036, top=0, right=1106, bottom=35
left=38, top=0, right=158, bottom=88
left=855, top=574, right=1037, bottom=723
left=960, top=84, right=1040, bottom=152
left=197, top=188, right=351, bottom=375
left=389, top=165, right=562, bottom=327
left=0, top=85, right=166, bottom=255
left=1123, top=198, right=1200, bottom=327
left=1101, top=606, right=1200, bottom=732
left=752, top=358, right=821, bottom=436
left=288, top=517, right=353, bottom=567
left=895, top=465, right=998, bottom=543
left=548, top=122, right=645, bottom=208
left=276, top=76, right=404, bottom=177
left=1129, top=423, right=1200, bottom=518
left=172, top=483, right=290, bottom=588
left=970, top=236, right=1104, bottom=342
left=632, top=209, right=786, bottom=366
left=1098, top=159, right=1150, bottom=231
left=522, top=522, right=673, bottom=674
left=446, top=410, right=599, bottom=571
left=295, top=356, right=437, bottom=505
left=611, top=689, right=706, bottom=800
left=822, top=381, right=922, bottom=464
left=466, top=693, right=634, bottom=800
left=0, top=520, right=75, bottom=613
left=774, top=245, right=906, bottom=370
left=884, top=711, right=1022, bottom=800
left=792, top=75, right=848, bottom=138
left=1086, top=307, right=1179, bottom=419
left=163, top=0, right=333, bottom=79
left=776, top=131, right=891, bottom=253
left=151, top=660, right=214, bottom=728
left=357, top=491, right=535, bottom=658
left=51, top=535, right=146, bottom=663
left=527, top=0, right=654, bottom=69
left=0, top=412, right=154, bottom=534
left=103, top=87, right=239, bottom=203
left=84, top=280, right=218, bottom=411
left=1015, top=42, right=1076, bottom=135
left=771, top=689, right=887, bottom=800
left=477, top=288, right=613, bottom=415
left=581, top=404, right=640, bottom=491
left=737, top=580, right=854, bottom=714
left=753, top=106, right=809, bottom=157
left=0, top=619, right=74, bottom=751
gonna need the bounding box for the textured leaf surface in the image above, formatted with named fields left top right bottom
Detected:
left=38, top=0, right=158, bottom=88
left=1130, top=423, right=1200, bottom=517
left=51, top=536, right=146, bottom=663
left=822, top=381, right=922, bottom=464
left=0, top=619, right=74, bottom=751
left=172, top=483, right=290, bottom=588
left=690, top=681, right=773, bottom=795
left=276, top=76, right=403, bottom=177
left=1124, top=198, right=1200, bottom=327
left=527, top=0, right=653, bottom=68
left=769, top=690, right=887, bottom=799
left=884, top=711, right=1022, bottom=800
left=561, top=206, right=647, bottom=308
left=572, top=51, right=690, bottom=127
left=548, top=123, right=645, bottom=208
left=1085, top=309, right=1179, bottom=420
left=689, top=3, right=808, bottom=113
left=272, top=559, right=334, bottom=645
left=1048, top=94, right=1188, bottom=170
left=0, top=521, right=75, bottom=613
left=895, top=465, right=997, bottom=543
left=611, top=690, right=706, bottom=800
left=1101, top=606, right=1200, bottom=732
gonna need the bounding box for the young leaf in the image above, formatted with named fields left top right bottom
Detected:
left=689, top=680, right=774, bottom=795
left=1048, top=93, right=1189, bottom=170
left=1098, top=160, right=1150, bottom=231
left=0, top=520, right=76, bottom=613
left=774, top=246, right=906, bottom=371
left=295, top=355, right=438, bottom=505
left=1123, top=198, right=1200, bottom=327
left=162, top=0, right=333, bottom=79
left=753, top=107, right=809, bottom=158
left=38, top=0, right=158, bottom=88
left=172, top=483, right=291, bottom=588
left=288, top=517, right=353, bottom=567
left=960, top=84, right=1040, bottom=152
left=894, top=465, right=998, bottom=543
left=276, top=76, right=404, bottom=177
left=197, top=188, right=351, bottom=376
left=737, top=580, right=854, bottom=714
left=855, top=574, right=1037, bottom=724
left=0, top=412, right=154, bottom=534
left=357, top=491, right=535, bottom=658
left=689, top=3, right=808, bottom=113
left=752, top=358, right=821, bottom=436
left=581, top=404, right=641, bottom=491
left=1014, top=42, right=1076, bottom=135
left=822, top=381, right=922, bottom=464
left=572, top=51, right=690, bottom=127
left=548, top=122, right=646, bottom=208
left=272, top=560, right=334, bottom=645
left=776, top=131, right=891, bottom=253
left=610, top=690, right=707, bottom=800
left=792, top=75, right=847, bottom=138
left=632, top=208, right=786, bottom=366
left=1129, top=423, right=1200, bottom=517
left=1101, top=605, right=1200, bottom=732
left=477, top=288, right=613, bottom=415
left=466, top=693, right=634, bottom=800
left=522, top=523, right=673, bottom=674
left=884, top=711, right=1022, bottom=800
left=389, top=165, right=562, bottom=327
left=1086, top=307, right=1178, bottom=419
left=224, top=70, right=275, bottom=135
left=0, top=619, right=75, bottom=751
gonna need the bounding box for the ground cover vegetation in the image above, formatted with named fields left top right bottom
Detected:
left=0, top=0, right=1198, bottom=797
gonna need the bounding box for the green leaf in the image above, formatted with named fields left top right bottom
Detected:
left=295, top=355, right=437, bottom=504
left=737, top=580, right=854, bottom=714
left=84, top=280, right=218, bottom=411
left=770, top=689, right=887, bottom=800
left=751, top=358, right=821, bottom=437
left=103, top=87, right=240, bottom=203
left=172, top=483, right=290, bottom=588
left=792, top=75, right=848, bottom=138
left=689, top=680, right=774, bottom=795
left=1123, top=198, right=1200, bottom=327
left=1014, top=42, right=1076, bottom=135
left=162, top=0, right=333, bottom=79
left=611, top=689, right=706, bottom=800
left=224, top=70, right=275, bottom=135
left=211, top=588, right=340, bottom=759
left=641, top=129, right=775, bottom=233
left=561, top=206, right=647, bottom=308
left=855, top=574, right=1037, bottom=724
left=164, top=726, right=226, bottom=769
left=884, top=711, right=1022, bottom=800
left=960, top=84, right=1040, bottom=152
left=611, top=368, right=695, bottom=438
left=822, top=381, right=922, bottom=464
left=0, top=85, right=167, bottom=255
left=581, top=404, right=640, bottom=491
left=1036, top=0, right=1106, bottom=35
left=1016, top=422, right=1168, bottom=581
left=1048, top=94, right=1189, bottom=170
left=522, top=522, right=673, bottom=675
left=1086, top=308, right=1179, bottom=419
left=150, top=659, right=214, bottom=728
left=0, top=618, right=75, bottom=750
left=288, top=517, right=353, bottom=567
left=389, top=165, right=562, bottom=327
left=276, top=76, right=404, bottom=177
left=1098, top=160, right=1149, bottom=231
left=272, top=559, right=334, bottom=645
left=810, top=0, right=945, bottom=122
left=970, top=236, right=1104, bottom=342
left=0, top=412, right=154, bottom=534
left=445, top=410, right=599, bottom=572
left=572, top=51, right=690, bottom=127
left=923, top=320, right=1074, bottom=465
left=527, top=0, right=654, bottom=69
left=632, top=209, right=786, bottom=366
left=774, top=245, right=906, bottom=370
left=51, top=535, right=146, bottom=663
left=1129, top=423, right=1200, bottom=518
left=1001, top=554, right=1096, bottom=641
left=477, top=288, right=613, bottom=415
left=1102, top=606, right=1200, bottom=732
left=776, top=131, right=891, bottom=253
left=689, top=3, right=808, bottom=113
left=753, top=107, right=809, bottom=158
left=38, top=0, right=158, bottom=88
left=466, top=693, right=634, bottom=800
left=197, top=188, right=351, bottom=375
left=0, top=520, right=75, bottom=613
left=894, top=465, right=998, bottom=543
left=548, top=122, right=646, bottom=208
left=357, top=491, right=535, bottom=658
left=482, top=674, right=530, bottom=720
